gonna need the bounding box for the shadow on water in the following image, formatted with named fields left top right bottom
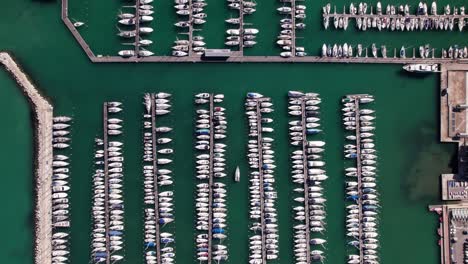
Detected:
left=31, top=0, right=56, bottom=3
left=397, top=71, right=438, bottom=80
left=401, top=120, right=457, bottom=204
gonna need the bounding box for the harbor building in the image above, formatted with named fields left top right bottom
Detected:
left=432, top=65, right=468, bottom=264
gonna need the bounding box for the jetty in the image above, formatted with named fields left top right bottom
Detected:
left=353, top=97, right=365, bottom=263
left=299, top=98, right=311, bottom=264
left=102, top=103, right=111, bottom=264
left=324, top=12, right=468, bottom=20
left=188, top=0, right=194, bottom=56
left=207, top=94, right=214, bottom=264
left=134, top=0, right=142, bottom=55
left=342, top=94, right=378, bottom=264
left=194, top=93, right=226, bottom=263
left=61, top=0, right=468, bottom=63
left=0, top=52, right=54, bottom=264
left=86, top=54, right=468, bottom=64
left=254, top=97, right=268, bottom=264
left=290, top=0, right=297, bottom=55
left=238, top=1, right=245, bottom=54
left=149, top=94, right=162, bottom=264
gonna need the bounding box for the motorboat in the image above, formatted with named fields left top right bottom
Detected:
left=73, top=21, right=84, bottom=28
left=234, top=166, right=240, bottom=182
left=118, top=50, right=135, bottom=57
left=403, top=64, right=440, bottom=73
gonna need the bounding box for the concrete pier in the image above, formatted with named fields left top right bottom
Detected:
left=0, top=52, right=54, bottom=264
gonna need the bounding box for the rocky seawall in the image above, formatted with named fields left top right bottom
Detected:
left=0, top=52, right=53, bottom=264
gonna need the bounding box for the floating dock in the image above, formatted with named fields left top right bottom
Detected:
left=61, top=0, right=468, bottom=64
left=207, top=94, right=214, bottom=264
left=299, top=98, right=311, bottom=264
left=290, top=0, right=297, bottom=55
left=134, top=0, right=142, bottom=55
left=187, top=0, right=194, bottom=56
left=343, top=94, right=378, bottom=264
left=254, top=97, right=268, bottom=264
left=150, top=94, right=163, bottom=264
left=103, top=103, right=111, bottom=264
left=353, top=97, right=365, bottom=263
left=324, top=11, right=468, bottom=20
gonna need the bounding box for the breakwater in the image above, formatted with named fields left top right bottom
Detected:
left=0, top=52, right=53, bottom=264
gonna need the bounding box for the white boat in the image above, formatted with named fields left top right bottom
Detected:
left=117, top=30, right=137, bottom=38
left=140, top=27, right=154, bottom=34
left=118, top=13, right=134, bottom=19
left=403, top=64, right=439, bottom=73
left=277, top=6, right=292, bottom=13
left=310, top=238, right=326, bottom=245
left=308, top=141, right=325, bottom=147
left=118, top=50, right=134, bottom=57
left=234, top=166, right=240, bottom=182
left=175, top=21, right=190, bottom=27
left=172, top=50, right=188, bottom=57
left=53, top=116, right=72, bottom=123
left=280, top=52, right=292, bottom=58
left=225, top=41, right=239, bottom=46
left=226, top=18, right=240, bottom=24
left=73, top=21, right=84, bottom=28
left=244, top=28, right=259, bottom=34
left=108, top=130, right=122, bottom=135
left=139, top=50, right=154, bottom=57
left=53, top=123, right=70, bottom=130
left=226, top=29, right=240, bottom=35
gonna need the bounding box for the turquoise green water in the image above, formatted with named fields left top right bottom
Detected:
left=0, top=0, right=463, bottom=264
left=0, top=69, right=33, bottom=262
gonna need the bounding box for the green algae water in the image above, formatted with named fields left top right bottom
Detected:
left=0, top=0, right=463, bottom=263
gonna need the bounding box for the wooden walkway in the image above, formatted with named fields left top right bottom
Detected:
left=207, top=94, right=214, bottom=264
left=134, top=0, right=142, bottom=55
left=102, top=103, right=111, bottom=264
left=290, top=1, right=296, bottom=56
left=150, top=94, right=162, bottom=264
left=188, top=0, right=194, bottom=56
left=299, top=98, right=311, bottom=264
left=324, top=12, right=468, bottom=20
left=61, top=0, right=96, bottom=58
left=254, top=98, right=267, bottom=264
left=239, top=2, right=244, bottom=54
left=61, top=0, right=468, bottom=64
left=353, top=98, right=364, bottom=264
left=90, top=55, right=468, bottom=64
